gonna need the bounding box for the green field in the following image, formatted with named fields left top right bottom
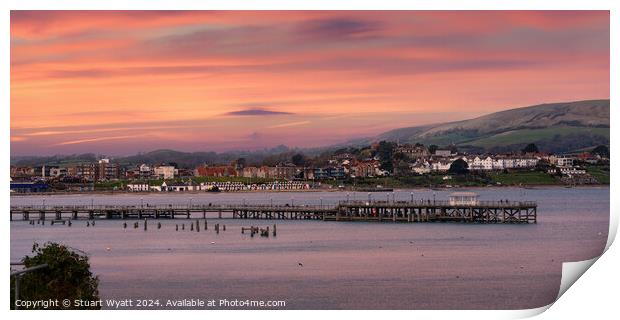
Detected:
left=487, top=171, right=558, bottom=185
left=586, top=165, right=610, bottom=184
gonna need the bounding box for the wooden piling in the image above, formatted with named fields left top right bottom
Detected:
left=196, top=220, right=200, bottom=232
left=144, top=218, right=147, bottom=231
left=273, top=224, right=277, bottom=236
left=176, top=224, right=179, bottom=231
left=157, top=222, right=162, bottom=229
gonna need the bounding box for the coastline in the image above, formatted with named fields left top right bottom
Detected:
left=9, top=183, right=609, bottom=197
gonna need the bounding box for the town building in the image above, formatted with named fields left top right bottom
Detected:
left=154, top=165, right=177, bottom=180
left=397, top=144, right=430, bottom=159
left=195, top=165, right=237, bottom=177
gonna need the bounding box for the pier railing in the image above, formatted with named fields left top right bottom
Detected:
left=10, top=199, right=537, bottom=211
left=338, top=200, right=537, bottom=207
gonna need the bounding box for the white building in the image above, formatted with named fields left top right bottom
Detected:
left=431, top=160, right=452, bottom=172
left=463, top=156, right=539, bottom=171
left=139, top=164, right=152, bottom=179
left=154, top=165, right=177, bottom=179
left=127, top=183, right=149, bottom=192
left=554, top=156, right=574, bottom=167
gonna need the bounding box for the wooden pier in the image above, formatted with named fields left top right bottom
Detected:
left=9, top=200, right=536, bottom=224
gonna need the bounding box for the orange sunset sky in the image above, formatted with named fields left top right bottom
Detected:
left=10, top=11, right=609, bottom=156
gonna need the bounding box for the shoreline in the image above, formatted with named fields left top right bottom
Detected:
left=9, top=183, right=609, bottom=197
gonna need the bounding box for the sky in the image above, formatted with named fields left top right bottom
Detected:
left=10, top=11, right=610, bottom=156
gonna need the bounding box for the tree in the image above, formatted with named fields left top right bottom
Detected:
left=11, top=242, right=100, bottom=309
left=234, top=157, right=246, bottom=169
left=448, top=159, right=469, bottom=175
left=428, top=145, right=439, bottom=154
left=522, top=143, right=539, bottom=154
left=291, top=153, right=306, bottom=166
left=376, top=141, right=397, bottom=173
left=592, top=145, right=609, bottom=158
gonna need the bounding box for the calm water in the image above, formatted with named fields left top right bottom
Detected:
left=10, top=187, right=609, bottom=309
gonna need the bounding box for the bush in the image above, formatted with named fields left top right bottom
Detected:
left=10, top=242, right=100, bottom=309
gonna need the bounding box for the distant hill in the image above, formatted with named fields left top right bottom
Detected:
left=10, top=100, right=610, bottom=167
left=375, top=99, right=609, bottom=153
left=10, top=146, right=294, bottom=168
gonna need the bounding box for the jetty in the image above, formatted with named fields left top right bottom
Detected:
left=10, top=193, right=536, bottom=224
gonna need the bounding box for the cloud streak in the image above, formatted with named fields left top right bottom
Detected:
left=10, top=11, right=609, bottom=155
left=225, top=109, right=294, bottom=116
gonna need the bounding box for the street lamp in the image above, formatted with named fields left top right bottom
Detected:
left=410, top=192, right=414, bottom=202
left=346, top=193, right=350, bottom=203
left=141, top=197, right=144, bottom=208
left=433, top=192, right=436, bottom=204
left=368, top=193, right=372, bottom=203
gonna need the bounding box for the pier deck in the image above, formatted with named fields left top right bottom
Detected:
left=10, top=200, right=536, bottom=224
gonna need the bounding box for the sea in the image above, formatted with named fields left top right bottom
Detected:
left=10, top=187, right=610, bottom=309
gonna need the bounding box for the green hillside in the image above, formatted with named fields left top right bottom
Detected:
left=376, top=99, right=609, bottom=153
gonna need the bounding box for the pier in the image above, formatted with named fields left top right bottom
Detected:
left=9, top=199, right=536, bottom=224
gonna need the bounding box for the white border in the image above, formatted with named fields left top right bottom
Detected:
left=1, top=1, right=617, bottom=319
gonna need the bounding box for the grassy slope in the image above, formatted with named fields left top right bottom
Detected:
left=487, top=171, right=558, bottom=185
left=586, top=166, right=610, bottom=184
left=464, top=126, right=609, bottom=148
